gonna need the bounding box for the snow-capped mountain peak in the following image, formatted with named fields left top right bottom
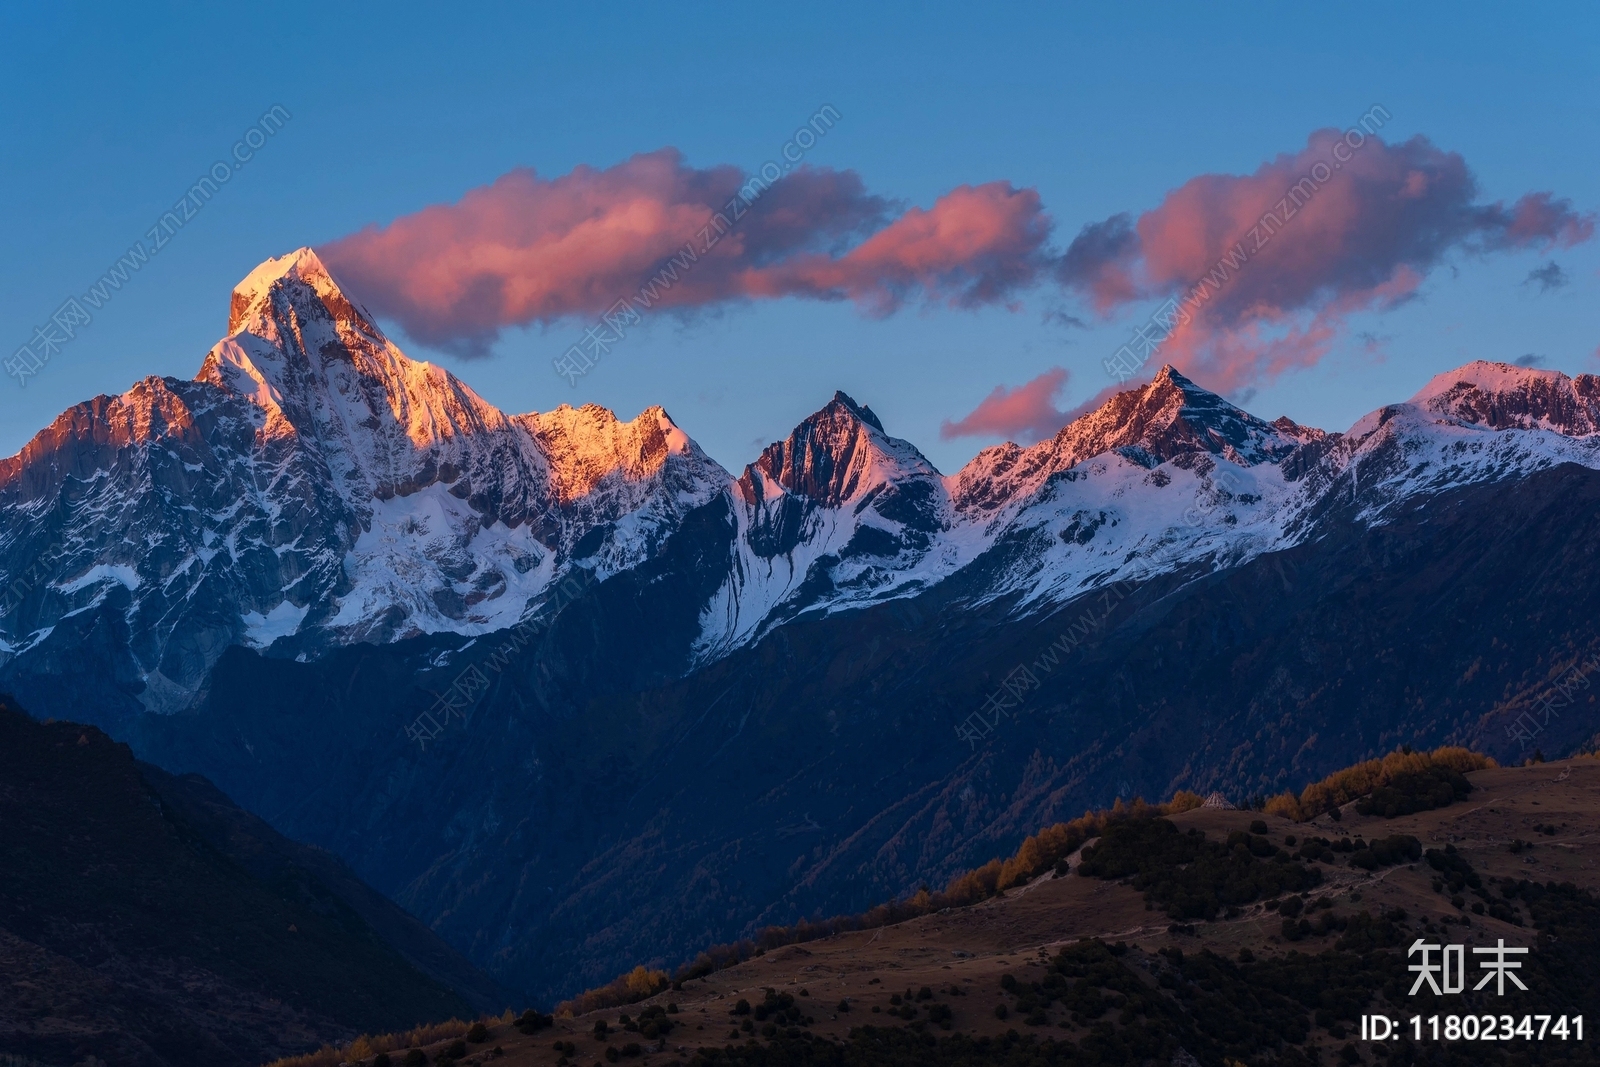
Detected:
left=697, top=391, right=948, bottom=660
left=1054, top=364, right=1300, bottom=470
left=198, top=246, right=543, bottom=531
left=226, top=246, right=371, bottom=336
left=736, top=390, right=937, bottom=508
left=522, top=404, right=711, bottom=505
left=950, top=365, right=1302, bottom=517
left=1410, top=360, right=1600, bottom=435
left=0, top=250, right=725, bottom=710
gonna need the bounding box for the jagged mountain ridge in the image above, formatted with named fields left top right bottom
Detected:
left=3, top=248, right=1599, bottom=723
left=949, top=365, right=1306, bottom=519
left=1413, top=359, right=1600, bottom=433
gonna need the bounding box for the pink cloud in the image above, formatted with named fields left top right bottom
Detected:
left=319, top=150, right=1051, bottom=354
left=1057, top=131, right=1596, bottom=395
left=319, top=135, right=1593, bottom=391
left=941, top=367, right=1071, bottom=443
left=1054, top=213, right=1140, bottom=313
left=1499, top=191, right=1596, bottom=248
left=753, top=183, right=1054, bottom=314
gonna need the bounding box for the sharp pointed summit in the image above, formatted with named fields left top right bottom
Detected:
left=226, top=246, right=376, bottom=337
left=697, top=390, right=949, bottom=659
left=737, top=390, right=936, bottom=508
left=951, top=366, right=1303, bottom=516
left=1055, top=364, right=1301, bottom=470
left=199, top=248, right=549, bottom=530
left=824, top=389, right=885, bottom=432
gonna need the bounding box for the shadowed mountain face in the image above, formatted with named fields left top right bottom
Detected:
left=737, top=391, right=899, bottom=507
left=5, top=252, right=1600, bottom=1006
left=135, top=765, right=515, bottom=1017
left=125, top=462, right=1600, bottom=1003
left=0, top=698, right=500, bottom=1067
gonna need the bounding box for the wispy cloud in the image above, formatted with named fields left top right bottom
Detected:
left=941, top=367, right=1071, bottom=443
left=1522, top=261, right=1568, bottom=293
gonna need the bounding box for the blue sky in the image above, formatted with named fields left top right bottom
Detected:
left=2, top=2, right=1596, bottom=472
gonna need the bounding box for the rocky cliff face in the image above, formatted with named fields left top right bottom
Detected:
left=0, top=250, right=725, bottom=712
left=696, top=391, right=949, bottom=659
left=1411, top=359, right=1600, bottom=434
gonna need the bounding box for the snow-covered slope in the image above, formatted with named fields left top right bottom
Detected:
left=1411, top=360, right=1600, bottom=434
left=0, top=249, right=727, bottom=710
left=700, top=367, right=1315, bottom=640
left=697, top=361, right=1600, bottom=650
left=949, top=366, right=1302, bottom=522
left=1280, top=362, right=1600, bottom=534
left=940, top=361, right=1600, bottom=617
left=516, top=402, right=726, bottom=569
left=1005, top=361, right=1600, bottom=609
left=696, top=392, right=954, bottom=658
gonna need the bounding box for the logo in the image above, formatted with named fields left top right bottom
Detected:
left=1408, top=938, right=1529, bottom=996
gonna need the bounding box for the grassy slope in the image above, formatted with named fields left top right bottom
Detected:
left=333, top=756, right=1600, bottom=1067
